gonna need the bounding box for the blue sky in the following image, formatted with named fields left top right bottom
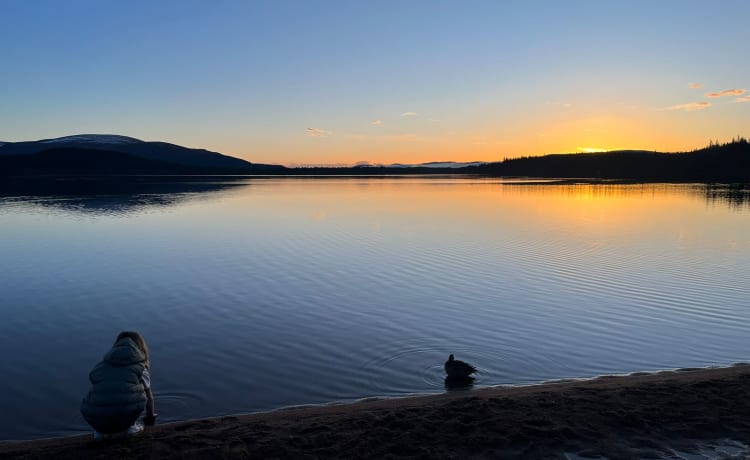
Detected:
left=2, top=1, right=749, bottom=165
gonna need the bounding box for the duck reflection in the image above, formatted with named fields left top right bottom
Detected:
left=444, top=375, right=475, bottom=391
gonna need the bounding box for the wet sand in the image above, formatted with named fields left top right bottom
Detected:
left=2, top=364, right=750, bottom=459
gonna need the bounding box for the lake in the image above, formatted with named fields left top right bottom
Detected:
left=1, top=177, right=749, bottom=440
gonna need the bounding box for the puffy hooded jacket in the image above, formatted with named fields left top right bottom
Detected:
left=80, top=337, right=147, bottom=433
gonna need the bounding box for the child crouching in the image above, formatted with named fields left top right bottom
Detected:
left=81, top=331, right=156, bottom=438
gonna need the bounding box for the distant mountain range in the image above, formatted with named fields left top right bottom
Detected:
left=372, top=161, right=487, bottom=169
left=1, top=134, right=748, bottom=181
left=0, top=134, right=285, bottom=174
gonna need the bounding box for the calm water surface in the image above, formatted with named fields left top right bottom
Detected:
left=1, top=177, right=749, bottom=440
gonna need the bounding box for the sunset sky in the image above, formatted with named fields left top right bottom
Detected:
left=2, top=1, right=749, bottom=166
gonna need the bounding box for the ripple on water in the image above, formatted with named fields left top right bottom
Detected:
left=355, top=339, right=554, bottom=394
left=153, top=391, right=208, bottom=422
left=2, top=180, right=750, bottom=440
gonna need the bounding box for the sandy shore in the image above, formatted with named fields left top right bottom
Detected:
left=2, top=364, right=750, bottom=459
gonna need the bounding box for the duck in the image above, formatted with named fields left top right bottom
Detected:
left=444, top=354, right=477, bottom=378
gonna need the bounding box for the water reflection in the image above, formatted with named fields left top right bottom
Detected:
left=1, top=177, right=749, bottom=440
left=2, top=177, right=748, bottom=216
left=444, top=376, right=475, bottom=391
left=0, top=176, right=250, bottom=216
left=704, top=184, right=750, bottom=210
left=499, top=181, right=750, bottom=210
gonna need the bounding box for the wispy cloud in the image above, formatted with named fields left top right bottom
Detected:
left=347, top=133, right=433, bottom=143
left=306, top=128, right=333, bottom=137
left=400, top=111, right=417, bottom=117
left=664, top=102, right=711, bottom=111
left=371, top=119, right=382, bottom=125
left=688, top=83, right=703, bottom=89
left=734, top=95, right=750, bottom=103
left=705, top=89, right=746, bottom=98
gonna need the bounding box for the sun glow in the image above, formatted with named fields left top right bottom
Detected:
left=577, top=147, right=609, bottom=153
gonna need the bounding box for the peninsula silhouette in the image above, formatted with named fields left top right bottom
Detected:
left=2, top=134, right=748, bottom=181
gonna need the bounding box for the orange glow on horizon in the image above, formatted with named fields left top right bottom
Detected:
left=201, top=110, right=744, bottom=166
left=209, top=178, right=722, bottom=242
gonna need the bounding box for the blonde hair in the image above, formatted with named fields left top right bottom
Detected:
left=115, top=331, right=150, bottom=370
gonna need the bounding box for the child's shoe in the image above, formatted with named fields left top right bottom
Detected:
left=127, top=422, right=144, bottom=436
left=93, top=422, right=143, bottom=441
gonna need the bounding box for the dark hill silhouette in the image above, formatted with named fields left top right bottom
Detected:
left=2, top=134, right=748, bottom=181
left=0, top=148, right=202, bottom=175
left=466, top=139, right=750, bottom=181
left=0, top=147, right=287, bottom=176
left=0, top=134, right=284, bottom=171
left=116, top=141, right=256, bottom=170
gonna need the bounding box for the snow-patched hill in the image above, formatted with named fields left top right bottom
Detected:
left=0, top=133, right=281, bottom=170
left=38, top=134, right=144, bottom=145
